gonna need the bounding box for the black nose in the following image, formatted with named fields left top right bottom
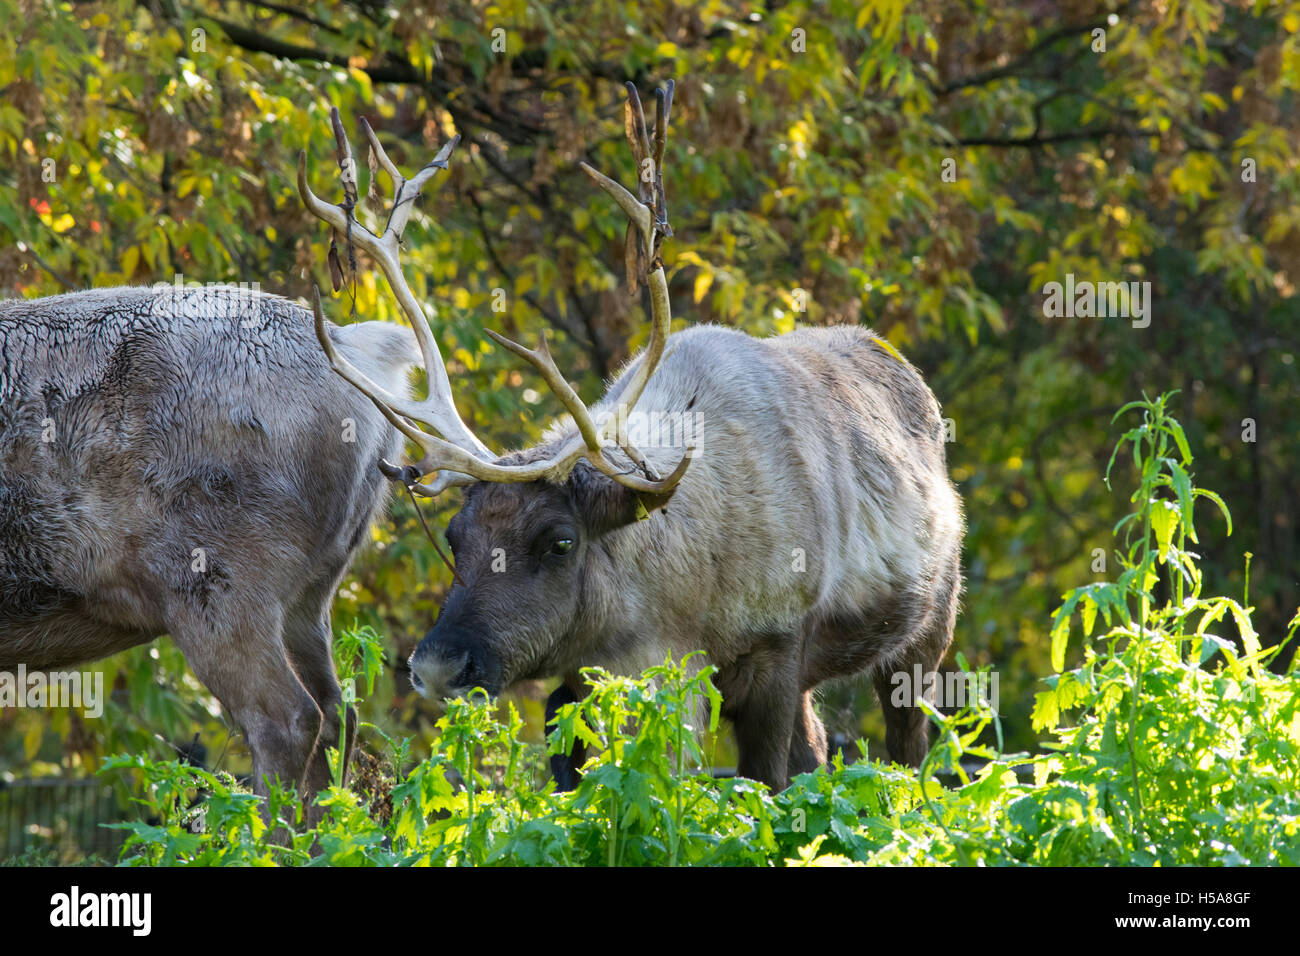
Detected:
left=412, top=621, right=502, bottom=697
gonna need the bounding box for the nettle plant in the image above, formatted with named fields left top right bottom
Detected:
left=98, top=393, right=1299, bottom=866
left=1019, top=393, right=1300, bottom=865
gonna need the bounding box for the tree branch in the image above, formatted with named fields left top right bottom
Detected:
left=936, top=5, right=1133, bottom=95
left=237, top=0, right=343, bottom=34
left=199, top=12, right=424, bottom=83
left=946, top=126, right=1133, bottom=147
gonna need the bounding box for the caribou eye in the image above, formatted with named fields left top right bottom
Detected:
left=549, top=537, right=575, bottom=556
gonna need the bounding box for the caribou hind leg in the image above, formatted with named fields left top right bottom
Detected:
left=871, top=559, right=960, bottom=768
left=788, top=690, right=828, bottom=779
left=871, top=647, right=936, bottom=768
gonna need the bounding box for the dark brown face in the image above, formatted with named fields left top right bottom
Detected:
left=407, top=463, right=672, bottom=703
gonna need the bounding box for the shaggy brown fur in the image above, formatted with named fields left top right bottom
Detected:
left=1, top=285, right=417, bottom=807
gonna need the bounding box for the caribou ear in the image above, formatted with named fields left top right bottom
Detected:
left=569, top=461, right=678, bottom=536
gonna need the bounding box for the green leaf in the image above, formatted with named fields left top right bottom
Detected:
left=1193, top=488, right=1233, bottom=535
left=1151, top=500, right=1178, bottom=562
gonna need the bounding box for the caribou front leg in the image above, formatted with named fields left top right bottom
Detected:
left=544, top=674, right=588, bottom=791
left=717, top=638, right=802, bottom=791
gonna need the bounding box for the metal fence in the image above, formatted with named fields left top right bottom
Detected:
left=0, top=777, right=130, bottom=861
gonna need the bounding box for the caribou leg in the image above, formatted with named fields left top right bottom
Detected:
left=168, top=603, right=323, bottom=810
left=544, top=676, right=588, bottom=792
left=718, top=638, right=802, bottom=791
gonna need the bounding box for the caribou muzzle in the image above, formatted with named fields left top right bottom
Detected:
left=408, top=619, right=502, bottom=701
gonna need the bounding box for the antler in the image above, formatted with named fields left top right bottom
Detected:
left=299, top=108, right=492, bottom=480
left=300, top=84, right=691, bottom=497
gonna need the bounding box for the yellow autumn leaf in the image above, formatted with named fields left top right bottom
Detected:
left=871, top=333, right=908, bottom=365
left=24, top=720, right=43, bottom=760
left=120, top=245, right=140, bottom=277
left=692, top=270, right=713, bottom=303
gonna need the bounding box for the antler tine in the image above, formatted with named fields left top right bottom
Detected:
left=654, top=81, right=672, bottom=170
left=428, top=81, right=692, bottom=495
left=329, top=107, right=359, bottom=210
left=405, top=426, right=688, bottom=498
left=484, top=330, right=607, bottom=452
left=576, top=83, right=674, bottom=409
left=568, top=80, right=692, bottom=492
left=596, top=264, right=674, bottom=424
left=297, top=148, right=365, bottom=239
left=483, top=326, right=664, bottom=481
left=309, top=285, right=424, bottom=420
left=347, top=120, right=476, bottom=457
left=309, top=285, right=483, bottom=472
left=358, top=116, right=401, bottom=185
left=652, top=81, right=673, bottom=241
left=624, top=82, right=653, bottom=199
left=578, top=162, right=654, bottom=248
left=300, top=160, right=441, bottom=427
left=359, top=115, right=460, bottom=242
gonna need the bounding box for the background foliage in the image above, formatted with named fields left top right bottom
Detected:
left=1, top=0, right=1297, bottom=828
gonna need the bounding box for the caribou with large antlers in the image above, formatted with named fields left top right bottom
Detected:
left=302, top=81, right=964, bottom=790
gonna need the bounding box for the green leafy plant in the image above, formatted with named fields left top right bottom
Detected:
left=94, top=394, right=1299, bottom=866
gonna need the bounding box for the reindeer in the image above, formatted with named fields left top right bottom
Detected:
left=299, top=81, right=964, bottom=791
left=0, top=139, right=478, bottom=808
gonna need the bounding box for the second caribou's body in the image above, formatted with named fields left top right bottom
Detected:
left=414, top=322, right=963, bottom=788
